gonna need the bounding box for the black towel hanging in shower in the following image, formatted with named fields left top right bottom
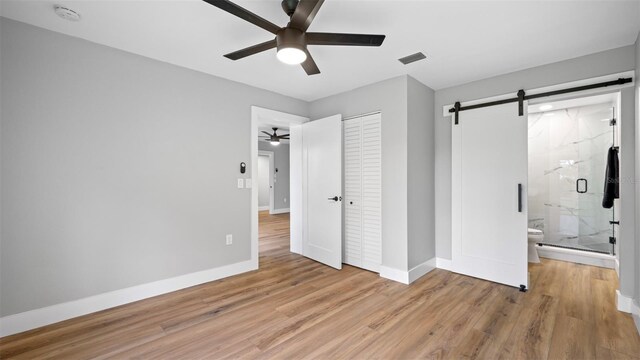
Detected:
left=602, top=146, right=619, bottom=209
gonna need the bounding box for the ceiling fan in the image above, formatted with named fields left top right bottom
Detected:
left=202, top=0, right=386, bottom=75
left=260, top=127, right=290, bottom=145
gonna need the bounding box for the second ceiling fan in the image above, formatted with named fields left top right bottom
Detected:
left=203, top=0, right=386, bottom=75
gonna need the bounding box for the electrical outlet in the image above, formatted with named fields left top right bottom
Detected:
left=284, top=198, right=287, bottom=203
left=245, top=179, right=252, bottom=188
left=226, top=234, right=232, bottom=245
left=237, top=179, right=244, bottom=188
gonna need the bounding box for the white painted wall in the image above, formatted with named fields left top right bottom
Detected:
left=257, top=155, right=270, bottom=208
left=0, top=18, right=308, bottom=317
left=434, top=45, right=636, bottom=297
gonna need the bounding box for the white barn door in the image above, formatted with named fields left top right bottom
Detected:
left=451, top=102, right=528, bottom=289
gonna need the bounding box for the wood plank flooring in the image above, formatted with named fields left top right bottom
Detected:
left=1, top=211, right=639, bottom=359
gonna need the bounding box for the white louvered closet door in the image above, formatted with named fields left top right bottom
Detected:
left=343, top=113, right=382, bottom=273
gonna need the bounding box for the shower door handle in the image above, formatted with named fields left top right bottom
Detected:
left=518, top=184, right=523, bottom=213
left=576, top=178, right=587, bottom=193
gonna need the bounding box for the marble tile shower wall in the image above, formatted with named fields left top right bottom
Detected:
left=528, top=103, right=615, bottom=254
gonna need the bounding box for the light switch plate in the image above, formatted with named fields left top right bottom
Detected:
left=225, top=234, right=232, bottom=245
left=245, top=179, right=252, bottom=188
left=237, top=179, right=244, bottom=188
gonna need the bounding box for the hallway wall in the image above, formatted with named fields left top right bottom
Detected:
left=258, top=142, right=290, bottom=212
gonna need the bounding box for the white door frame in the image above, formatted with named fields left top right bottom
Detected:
left=257, top=150, right=275, bottom=213
left=251, top=106, right=308, bottom=268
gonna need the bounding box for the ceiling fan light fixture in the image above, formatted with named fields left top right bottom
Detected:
left=276, top=28, right=307, bottom=65
left=270, top=140, right=280, bottom=146
left=277, top=47, right=307, bottom=65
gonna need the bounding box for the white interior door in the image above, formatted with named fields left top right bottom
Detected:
left=452, top=102, right=528, bottom=289
left=298, top=114, right=343, bottom=269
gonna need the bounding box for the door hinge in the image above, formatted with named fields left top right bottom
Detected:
left=519, top=285, right=527, bottom=292
left=609, top=237, right=617, bottom=245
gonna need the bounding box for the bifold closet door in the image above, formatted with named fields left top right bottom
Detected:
left=344, top=113, right=381, bottom=273
left=451, top=102, right=528, bottom=289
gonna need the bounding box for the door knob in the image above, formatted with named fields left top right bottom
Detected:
left=328, top=196, right=342, bottom=202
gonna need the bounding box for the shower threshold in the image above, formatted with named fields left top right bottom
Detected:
left=536, top=243, right=616, bottom=269
left=537, top=242, right=611, bottom=255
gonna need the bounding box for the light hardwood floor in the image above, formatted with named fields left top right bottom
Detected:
left=1, top=211, right=639, bottom=359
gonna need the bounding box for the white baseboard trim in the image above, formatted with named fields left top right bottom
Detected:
left=380, top=266, right=408, bottom=284
left=0, top=259, right=256, bottom=338
left=270, top=208, right=290, bottom=214
left=258, top=206, right=269, bottom=211
left=408, top=258, right=437, bottom=284
left=435, top=257, right=452, bottom=271
left=633, top=305, right=640, bottom=336
left=537, top=246, right=615, bottom=269
left=615, top=257, right=620, bottom=277
left=380, top=258, right=436, bottom=285
left=616, top=290, right=633, bottom=312
left=616, top=291, right=640, bottom=336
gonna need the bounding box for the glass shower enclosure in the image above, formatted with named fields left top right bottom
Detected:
left=528, top=102, right=616, bottom=255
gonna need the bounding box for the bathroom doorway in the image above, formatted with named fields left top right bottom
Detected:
left=527, top=92, right=620, bottom=266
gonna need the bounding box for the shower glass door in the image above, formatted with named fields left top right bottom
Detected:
left=528, top=103, right=614, bottom=254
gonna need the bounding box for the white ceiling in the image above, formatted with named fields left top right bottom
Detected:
left=2, top=0, right=639, bottom=101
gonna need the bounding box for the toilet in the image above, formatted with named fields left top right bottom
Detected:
left=528, top=228, right=543, bottom=263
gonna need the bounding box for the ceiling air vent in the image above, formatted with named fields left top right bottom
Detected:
left=398, top=52, right=426, bottom=65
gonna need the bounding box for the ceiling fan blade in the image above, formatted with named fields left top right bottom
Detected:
left=301, top=50, right=320, bottom=75
left=279, top=134, right=290, bottom=138
left=202, top=0, right=281, bottom=34
left=306, top=32, right=386, bottom=47
left=261, top=131, right=273, bottom=136
left=289, top=0, right=324, bottom=32
left=224, top=39, right=277, bottom=60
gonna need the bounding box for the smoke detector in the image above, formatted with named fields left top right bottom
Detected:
left=54, top=5, right=81, bottom=21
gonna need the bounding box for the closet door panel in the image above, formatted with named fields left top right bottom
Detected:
left=361, top=115, right=382, bottom=271
left=343, top=114, right=381, bottom=273
left=343, top=120, right=362, bottom=267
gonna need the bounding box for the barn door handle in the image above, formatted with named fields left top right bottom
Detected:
left=576, top=178, right=587, bottom=193
left=518, top=184, right=523, bottom=213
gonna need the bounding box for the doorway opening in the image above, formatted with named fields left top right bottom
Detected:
left=527, top=92, right=620, bottom=267
left=257, top=134, right=290, bottom=256
left=250, top=106, right=308, bottom=267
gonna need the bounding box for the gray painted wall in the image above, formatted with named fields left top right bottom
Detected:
left=309, top=76, right=410, bottom=271
left=0, top=18, right=307, bottom=317
left=407, top=77, right=436, bottom=269
left=635, top=32, right=640, bottom=310
left=258, top=142, right=290, bottom=211
left=434, top=45, right=637, bottom=296
left=619, top=88, right=637, bottom=299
